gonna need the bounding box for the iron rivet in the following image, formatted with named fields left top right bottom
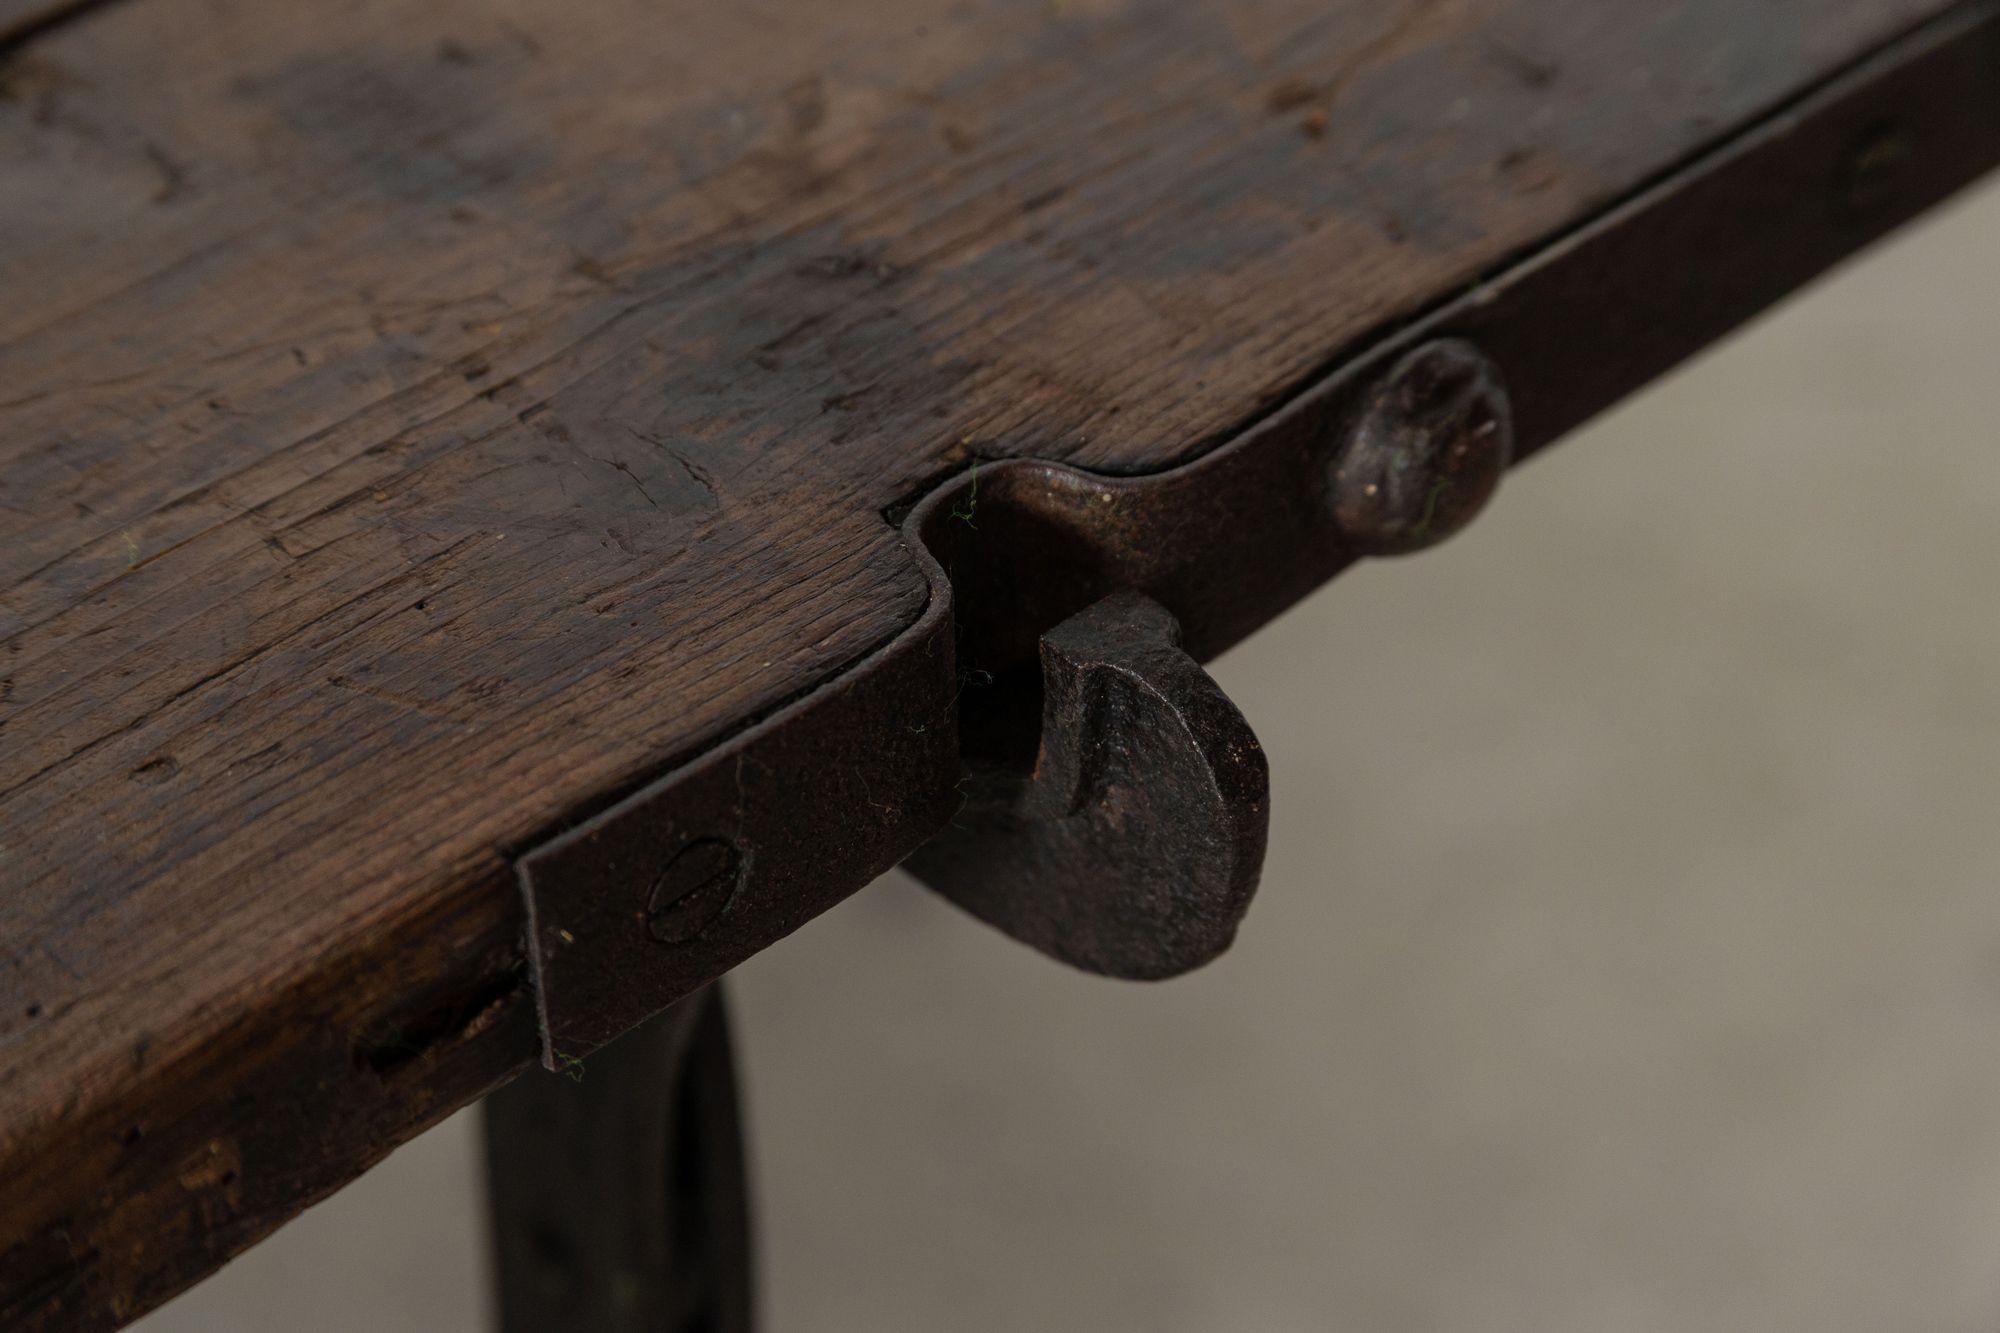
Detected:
left=645, top=837, right=745, bottom=944
left=1328, top=338, right=1511, bottom=556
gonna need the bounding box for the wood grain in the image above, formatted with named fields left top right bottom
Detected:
left=0, top=0, right=1962, bottom=1323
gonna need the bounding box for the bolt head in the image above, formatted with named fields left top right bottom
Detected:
left=646, top=837, right=745, bottom=943
left=1329, top=339, right=1511, bottom=556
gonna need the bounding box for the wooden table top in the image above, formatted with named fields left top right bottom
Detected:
left=2, top=0, right=1993, bottom=1324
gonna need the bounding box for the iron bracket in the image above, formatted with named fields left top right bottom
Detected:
left=512, top=2, right=2000, bottom=1069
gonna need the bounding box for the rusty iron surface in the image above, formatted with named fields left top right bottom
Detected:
left=517, top=0, right=2000, bottom=1067
left=907, top=590, right=1269, bottom=980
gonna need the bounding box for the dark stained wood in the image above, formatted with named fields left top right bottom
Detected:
left=0, top=1, right=98, bottom=45
left=0, top=0, right=1980, bottom=1324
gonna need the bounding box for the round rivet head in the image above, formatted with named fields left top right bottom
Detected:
left=645, top=837, right=745, bottom=944
left=1328, top=338, right=1511, bottom=556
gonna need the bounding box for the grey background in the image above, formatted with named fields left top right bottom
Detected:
left=140, top=175, right=2000, bottom=1331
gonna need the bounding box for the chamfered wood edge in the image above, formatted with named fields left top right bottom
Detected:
left=1, top=1, right=1996, bottom=1325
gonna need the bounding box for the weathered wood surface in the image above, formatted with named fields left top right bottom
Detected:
left=0, top=0, right=1983, bottom=1324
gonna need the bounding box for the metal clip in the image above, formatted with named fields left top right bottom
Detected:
left=514, top=338, right=1511, bottom=1067
left=906, top=589, right=1267, bottom=978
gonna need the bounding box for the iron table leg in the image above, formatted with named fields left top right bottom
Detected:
left=483, top=985, right=752, bottom=1332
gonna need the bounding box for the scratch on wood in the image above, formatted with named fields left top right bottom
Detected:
left=325, top=673, right=467, bottom=723
left=599, top=457, right=660, bottom=510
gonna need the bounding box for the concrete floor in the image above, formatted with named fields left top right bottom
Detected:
left=138, top=174, right=2000, bottom=1332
